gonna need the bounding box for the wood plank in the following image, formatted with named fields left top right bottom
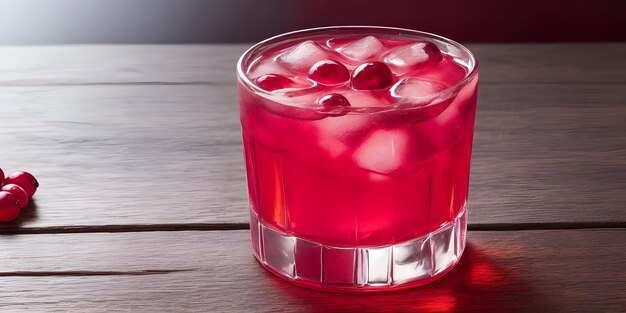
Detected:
left=471, top=83, right=626, bottom=224
left=0, top=45, right=250, bottom=85
left=0, top=44, right=624, bottom=85
left=0, top=85, right=246, bottom=228
left=0, top=82, right=624, bottom=228
left=1, top=230, right=624, bottom=312
left=470, top=43, right=626, bottom=84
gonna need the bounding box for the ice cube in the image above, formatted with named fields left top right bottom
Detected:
left=411, top=76, right=478, bottom=156
left=261, top=91, right=327, bottom=120
left=342, top=90, right=390, bottom=108
left=247, top=56, right=290, bottom=79
left=352, top=127, right=416, bottom=175
left=384, top=42, right=443, bottom=69
left=418, top=60, right=467, bottom=87
left=391, top=78, right=448, bottom=103
left=338, top=36, right=384, bottom=61
left=432, top=76, right=477, bottom=129
left=314, top=113, right=374, bottom=158
left=276, top=41, right=328, bottom=72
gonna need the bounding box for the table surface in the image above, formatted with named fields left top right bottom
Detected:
left=0, top=43, right=624, bottom=312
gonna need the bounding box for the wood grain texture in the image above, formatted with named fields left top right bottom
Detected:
left=0, top=85, right=246, bottom=227
left=470, top=43, right=626, bottom=84
left=0, top=44, right=623, bottom=313
left=1, top=44, right=625, bottom=85
left=471, top=83, right=626, bottom=224
left=0, top=81, right=625, bottom=228
left=0, top=45, right=250, bottom=85
left=1, top=230, right=624, bottom=312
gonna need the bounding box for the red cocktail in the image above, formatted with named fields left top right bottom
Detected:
left=237, top=27, right=478, bottom=292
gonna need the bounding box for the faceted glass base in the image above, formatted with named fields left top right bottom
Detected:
left=249, top=207, right=467, bottom=293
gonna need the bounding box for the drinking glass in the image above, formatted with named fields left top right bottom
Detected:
left=237, top=26, right=478, bottom=292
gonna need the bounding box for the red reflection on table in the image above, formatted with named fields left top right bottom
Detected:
left=259, top=243, right=553, bottom=312
left=418, top=291, right=457, bottom=312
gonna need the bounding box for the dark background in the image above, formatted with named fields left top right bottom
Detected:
left=1, top=0, right=625, bottom=45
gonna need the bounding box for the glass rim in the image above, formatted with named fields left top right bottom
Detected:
left=236, top=25, right=478, bottom=113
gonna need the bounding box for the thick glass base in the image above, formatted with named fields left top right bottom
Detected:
left=249, top=206, right=467, bottom=293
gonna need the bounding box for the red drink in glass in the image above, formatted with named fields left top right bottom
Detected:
left=237, top=27, right=478, bottom=292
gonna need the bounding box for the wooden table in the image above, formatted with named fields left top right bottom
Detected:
left=0, top=43, right=625, bottom=312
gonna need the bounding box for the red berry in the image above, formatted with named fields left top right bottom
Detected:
left=2, top=184, right=28, bottom=208
left=351, top=62, right=394, bottom=90
left=317, top=93, right=351, bottom=107
left=422, top=42, right=444, bottom=63
left=5, top=171, right=39, bottom=198
left=0, top=167, right=4, bottom=186
left=254, top=74, right=299, bottom=91
left=308, top=60, right=349, bottom=85
left=384, top=42, right=443, bottom=68
left=0, top=191, right=20, bottom=222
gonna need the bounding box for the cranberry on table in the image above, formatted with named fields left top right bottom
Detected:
left=0, top=167, right=4, bottom=186
left=308, top=60, right=350, bottom=85
left=2, top=184, right=28, bottom=208
left=5, top=171, right=39, bottom=198
left=0, top=191, right=21, bottom=222
left=351, top=61, right=394, bottom=90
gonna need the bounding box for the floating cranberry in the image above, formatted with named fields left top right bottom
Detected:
left=0, top=191, right=20, bottom=222
left=317, top=93, right=351, bottom=107
left=422, top=42, right=444, bottom=63
left=406, top=42, right=444, bottom=65
left=2, top=184, right=28, bottom=208
left=308, top=60, right=350, bottom=85
left=5, top=171, right=39, bottom=198
left=351, top=62, right=394, bottom=90
left=384, top=42, right=443, bottom=68
left=254, top=74, right=299, bottom=91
